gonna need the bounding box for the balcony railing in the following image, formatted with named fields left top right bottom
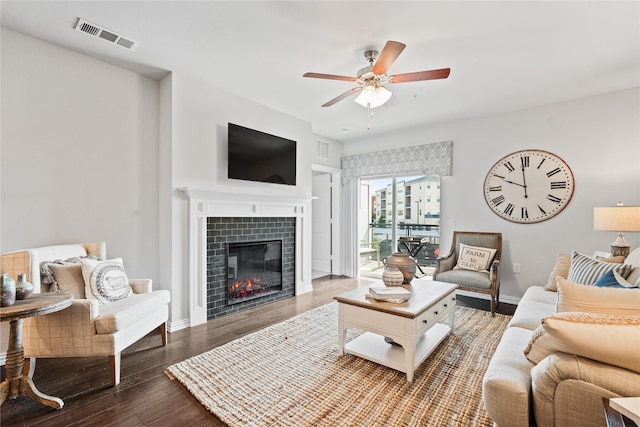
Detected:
left=365, top=222, right=440, bottom=268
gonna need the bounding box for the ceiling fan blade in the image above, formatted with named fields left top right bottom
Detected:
left=321, top=87, right=362, bottom=107
left=303, top=72, right=357, bottom=82
left=372, top=41, right=406, bottom=75
left=388, top=68, right=451, bottom=83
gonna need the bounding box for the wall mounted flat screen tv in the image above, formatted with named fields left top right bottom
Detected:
left=227, top=123, right=296, bottom=186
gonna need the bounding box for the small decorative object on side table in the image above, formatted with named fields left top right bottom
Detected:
left=1, top=273, right=16, bottom=307
left=0, top=293, right=73, bottom=409
left=15, top=273, right=34, bottom=300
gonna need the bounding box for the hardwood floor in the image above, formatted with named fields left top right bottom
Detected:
left=1, top=276, right=516, bottom=426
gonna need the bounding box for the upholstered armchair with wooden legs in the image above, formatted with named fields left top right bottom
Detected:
left=1, top=242, right=170, bottom=386
left=433, top=231, right=502, bottom=316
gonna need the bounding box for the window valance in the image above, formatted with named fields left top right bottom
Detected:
left=340, top=140, right=453, bottom=184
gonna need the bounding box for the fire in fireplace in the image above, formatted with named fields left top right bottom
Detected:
left=226, top=240, right=283, bottom=305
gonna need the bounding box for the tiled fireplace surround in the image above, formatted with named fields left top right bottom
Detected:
left=181, top=188, right=312, bottom=327
left=206, top=217, right=296, bottom=318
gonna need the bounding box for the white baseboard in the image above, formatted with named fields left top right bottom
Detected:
left=168, top=318, right=190, bottom=333
left=0, top=352, right=5, bottom=366
left=455, top=289, right=521, bottom=306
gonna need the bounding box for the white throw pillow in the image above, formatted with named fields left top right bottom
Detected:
left=81, top=257, right=132, bottom=304
left=454, top=243, right=497, bottom=272
left=523, top=312, right=640, bottom=374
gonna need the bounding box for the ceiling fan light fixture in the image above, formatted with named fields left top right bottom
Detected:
left=354, top=85, right=392, bottom=108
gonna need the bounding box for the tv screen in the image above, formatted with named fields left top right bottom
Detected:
left=227, top=123, right=297, bottom=186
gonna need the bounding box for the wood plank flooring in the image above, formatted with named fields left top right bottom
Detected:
left=1, top=276, right=516, bottom=426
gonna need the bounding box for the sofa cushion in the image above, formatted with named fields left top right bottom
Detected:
left=95, top=290, right=171, bottom=334
left=454, top=243, right=496, bottom=271
left=482, top=326, right=535, bottom=427
left=509, top=300, right=557, bottom=330
left=556, top=276, right=640, bottom=314
left=521, top=285, right=559, bottom=305
left=48, top=263, right=85, bottom=299
left=544, top=254, right=571, bottom=292
left=509, top=287, right=557, bottom=330
left=435, top=269, right=491, bottom=290
left=523, top=312, right=640, bottom=374
left=567, top=251, right=633, bottom=286
left=597, top=255, right=625, bottom=263
left=81, top=257, right=132, bottom=304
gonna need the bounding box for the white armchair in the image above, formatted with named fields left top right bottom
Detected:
left=1, top=242, right=170, bottom=386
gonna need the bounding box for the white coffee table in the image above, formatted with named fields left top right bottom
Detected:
left=335, top=279, right=457, bottom=382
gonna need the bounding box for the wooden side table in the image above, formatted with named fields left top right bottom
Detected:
left=1, top=293, right=72, bottom=409
left=603, top=397, right=640, bottom=427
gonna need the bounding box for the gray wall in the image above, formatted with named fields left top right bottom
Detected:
left=1, top=29, right=332, bottom=332
left=1, top=28, right=160, bottom=281
left=343, top=88, right=640, bottom=300
left=2, top=26, right=639, bottom=333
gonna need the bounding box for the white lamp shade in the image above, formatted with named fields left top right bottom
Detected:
left=593, top=206, right=640, bottom=232
left=354, top=85, right=392, bottom=109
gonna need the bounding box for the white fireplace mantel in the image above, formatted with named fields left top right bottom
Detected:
left=180, top=187, right=313, bottom=326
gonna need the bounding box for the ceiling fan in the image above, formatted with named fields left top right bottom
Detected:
left=303, top=40, right=450, bottom=108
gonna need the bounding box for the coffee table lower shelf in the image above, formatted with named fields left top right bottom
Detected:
left=344, top=323, right=451, bottom=377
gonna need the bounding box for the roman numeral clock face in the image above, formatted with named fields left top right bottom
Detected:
left=483, top=150, right=574, bottom=223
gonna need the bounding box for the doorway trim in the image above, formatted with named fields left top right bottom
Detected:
left=311, top=163, right=342, bottom=276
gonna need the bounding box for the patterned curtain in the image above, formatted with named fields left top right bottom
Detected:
left=340, top=140, right=453, bottom=184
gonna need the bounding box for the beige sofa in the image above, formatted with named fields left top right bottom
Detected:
left=482, top=249, right=640, bottom=427
left=1, top=242, right=171, bottom=386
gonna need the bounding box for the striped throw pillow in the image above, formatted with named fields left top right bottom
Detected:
left=567, top=251, right=633, bottom=286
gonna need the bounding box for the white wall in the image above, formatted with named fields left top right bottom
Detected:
left=164, top=73, right=317, bottom=327
left=311, top=136, right=344, bottom=170
left=0, top=29, right=162, bottom=357
left=1, top=29, right=161, bottom=281
left=3, top=25, right=638, bottom=328
left=343, top=88, right=640, bottom=300
left=0, top=29, right=322, bottom=333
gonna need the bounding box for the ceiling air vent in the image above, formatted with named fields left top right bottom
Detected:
left=75, top=18, right=139, bottom=51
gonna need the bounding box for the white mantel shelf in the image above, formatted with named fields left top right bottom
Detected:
left=180, top=186, right=313, bottom=327
left=180, top=187, right=312, bottom=218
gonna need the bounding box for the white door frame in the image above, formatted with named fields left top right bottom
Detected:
left=311, top=163, right=342, bottom=276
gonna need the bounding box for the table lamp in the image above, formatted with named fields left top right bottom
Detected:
left=593, top=204, right=640, bottom=258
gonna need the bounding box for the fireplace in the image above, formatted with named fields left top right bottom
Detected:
left=227, top=240, right=283, bottom=305
left=206, top=216, right=296, bottom=319
left=181, top=187, right=312, bottom=327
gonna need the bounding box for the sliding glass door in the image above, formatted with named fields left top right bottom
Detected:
left=359, top=175, right=441, bottom=278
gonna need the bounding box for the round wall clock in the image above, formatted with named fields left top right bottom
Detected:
left=483, top=149, right=574, bottom=224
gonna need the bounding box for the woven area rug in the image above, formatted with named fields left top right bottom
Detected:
left=167, top=302, right=510, bottom=426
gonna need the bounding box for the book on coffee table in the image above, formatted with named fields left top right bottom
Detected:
left=367, top=287, right=412, bottom=303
